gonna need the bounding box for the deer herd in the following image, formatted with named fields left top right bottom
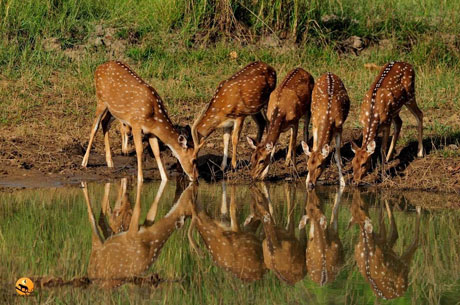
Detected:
left=81, top=60, right=425, bottom=188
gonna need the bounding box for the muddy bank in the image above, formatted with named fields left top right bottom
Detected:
left=1, top=118, right=459, bottom=194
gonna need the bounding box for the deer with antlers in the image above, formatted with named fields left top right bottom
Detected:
left=301, top=72, right=350, bottom=189
left=247, top=68, right=314, bottom=179
left=81, top=61, right=198, bottom=182
left=188, top=183, right=266, bottom=282
left=299, top=188, right=344, bottom=286
left=352, top=62, right=424, bottom=183
left=191, top=61, right=277, bottom=171
left=82, top=180, right=195, bottom=288
left=249, top=184, right=307, bottom=285
left=349, top=191, right=421, bottom=299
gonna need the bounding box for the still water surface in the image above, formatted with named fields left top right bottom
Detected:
left=1, top=179, right=459, bottom=304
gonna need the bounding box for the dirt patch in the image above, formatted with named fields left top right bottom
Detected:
left=1, top=107, right=459, bottom=194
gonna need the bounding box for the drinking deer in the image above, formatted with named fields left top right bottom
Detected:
left=301, top=72, right=350, bottom=189
left=250, top=184, right=306, bottom=285
left=191, top=61, right=277, bottom=170
left=349, top=190, right=421, bottom=299
left=299, top=188, right=344, bottom=286
left=81, top=61, right=198, bottom=182
left=247, top=68, right=314, bottom=179
left=188, top=183, right=266, bottom=282
left=82, top=180, right=195, bottom=288
left=351, top=62, right=424, bottom=183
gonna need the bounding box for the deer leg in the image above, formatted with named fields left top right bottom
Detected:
left=101, top=112, right=114, bottom=168
left=229, top=185, right=239, bottom=232
left=132, top=127, right=144, bottom=183
left=148, top=136, right=168, bottom=181
left=145, top=180, right=167, bottom=226
left=387, top=115, right=402, bottom=162
left=385, top=200, right=399, bottom=248
left=252, top=112, right=267, bottom=143
left=120, top=123, right=131, bottom=155
left=220, top=181, right=229, bottom=224
left=127, top=180, right=142, bottom=237
left=221, top=127, right=232, bottom=170
left=330, top=186, right=343, bottom=233
left=285, top=125, right=298, bottom=167
left=81, top=105, right=108, bottom=167
left=334, top=130, right=345, bottom=187
left=231, top=117, right=244, bottom=169
left=406, top=98, right=424, bottom=158
left=303, top=107, right=311, bottom=143
left=381, top=124, right=391, bottom=163
left=81, top=182, right=104, bottom=246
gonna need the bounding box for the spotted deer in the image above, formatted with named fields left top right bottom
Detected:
left=299, top=188, right=344, bottom=286
left=250, top=184, right=306, bottom=285
left=191, top=61, right=276, bottom=170
left=301, top=73, right=350, bottom=190
left=351, top=62, right=424, bottom=183
left=81, top=61, right=198, bottom=182
left=247, top=68, right=314, bottom=179
left=82, top=180, right=195, bottom=288
left=349, top=191, right=421, bottom=299
left=188, top=183, right=266, bottom=282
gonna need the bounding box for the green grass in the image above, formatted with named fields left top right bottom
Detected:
left=0, top=182, right=459, bottom=304
left=0, top=0, right=459, bottom=166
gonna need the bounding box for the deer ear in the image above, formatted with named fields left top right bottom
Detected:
left=301, top=141, right=311, bottom=156
left=351, top=141, right=359, bottom=154
left=246, top=136, right=257, bottom=150
left=265, top=142, right=274, bottom=153
left=321, top=144, right=330, bottom=158
left=366, top=140, right=376, bottom=155
left=178, top=135, right=188, bottom=149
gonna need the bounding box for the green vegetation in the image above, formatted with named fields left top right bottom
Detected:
left=1, top=182, right=459, bottom=304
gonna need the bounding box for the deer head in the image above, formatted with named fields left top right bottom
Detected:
left=247, top=137, right=274, bottom=179
left=302, top=141, right=330, bottom=190
left=351, top=140, right=375, bottom=183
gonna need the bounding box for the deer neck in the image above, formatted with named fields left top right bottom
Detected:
left=358, top=223, right=387, bottom=297
left=362, top=62, right=396, bottom=148
left=264, top=109, right=284, bottom=145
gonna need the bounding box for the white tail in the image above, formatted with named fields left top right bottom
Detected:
left=351, top=61, right=424, bottom=183
left=191, top=61, right=276, bottom=171
left=301, top=72, right=350, bottom=189
left=81, top=61, right=198, bottom=182
left=248, top=67, right=314, bottom=179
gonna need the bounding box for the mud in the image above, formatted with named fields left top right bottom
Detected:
left=1, top=115, right=459, bottom=194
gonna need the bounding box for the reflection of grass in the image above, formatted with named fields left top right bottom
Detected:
left=1, top=182, right=459, bottom=304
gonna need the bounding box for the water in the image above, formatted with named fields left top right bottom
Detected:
left=1, top=179, right=459, bottom=304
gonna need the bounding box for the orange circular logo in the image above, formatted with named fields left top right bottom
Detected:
left=15, top=277, right=34, bottom=296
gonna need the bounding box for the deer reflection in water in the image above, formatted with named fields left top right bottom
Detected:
left=299, top=187, right=344, bottom=286
left=249, top=184, right=307, bottom=285
left=82, top=179, right=196, bottom=288
left=188, top=183, right=266, bottom=282
left=349, top=191, right=421, bottom=300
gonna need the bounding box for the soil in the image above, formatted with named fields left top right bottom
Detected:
left=1, top=109, right=459, bottom=194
